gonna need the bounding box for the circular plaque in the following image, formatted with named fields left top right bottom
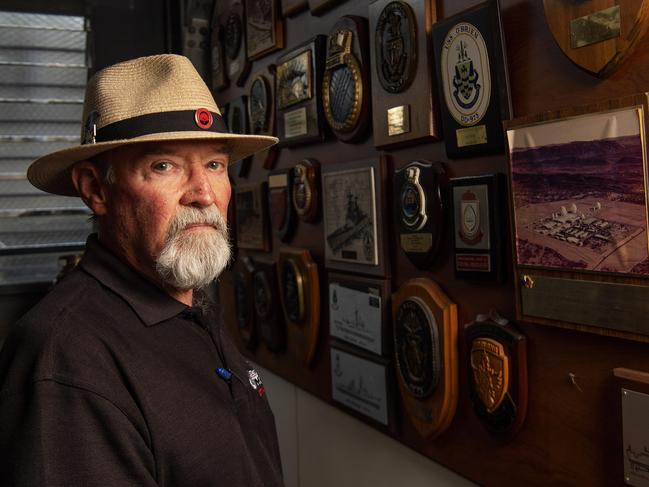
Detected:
left=234, top=273, right=249, bottom=328
left=394, top=297, right=441, bottom=398
left=224, top=13, right=242, bottom=60
left=440, top=22, right=491, bottom=127
left=291, top=160, right=319, bottom=221
left=253, top=271, right=273, bottom=320
left=400, top=179, right=426, bottom=231
left=375, top=1, right=418, bottom=94
left=248, top=75, right=271, bottom=135
left=282, top=258, right=305, bottom=323
left=322, top=47, right=363, bottom=132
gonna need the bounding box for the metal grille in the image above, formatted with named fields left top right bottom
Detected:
left=0, top=11, right=91, bottom=286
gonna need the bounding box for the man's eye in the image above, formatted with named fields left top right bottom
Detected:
left=152, top=161, right=172, bottom=172
left=208, top=161, right=225, bottom=170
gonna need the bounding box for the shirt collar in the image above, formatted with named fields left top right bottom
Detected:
left=79, top=234, right=188, bottom=326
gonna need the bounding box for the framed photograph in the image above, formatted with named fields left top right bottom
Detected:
left=245, top=0, right=284, bottom=60
left=234, top=182, right=271, bottom=252
left=328, top=272, right=390, bottom=356
left=432, top=0, right=512, bottom=159
left=450, top=173, right=505, bottom=281
left=321, top=158, right=389, bottom=277
left=505, top=93, right=649, bottom=341
left=276, top=36, right=327, bottom=146
left=369, top=0, right=440, bottom=149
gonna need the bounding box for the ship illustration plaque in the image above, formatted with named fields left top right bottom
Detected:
left=322, top=158, right=388, bottom=277
left=432, top=0, right=511, bottom=158
left=369, top=0, right=439, bottom=148
left=247, top=69, right=278, bottom=169
left=465, top=314, right=528, bottom=439
left=330, top=343, right=392, bottom=427
left=292, top=159, right=320, bottom=222
left=253, top=259, right=285, bottom=353
left=328, top=273, right=390, bottom=356
left=451, top=174, right=504, bottom=281
left=276, top=36, right=326, bottom=146
left=234, top=182, right=270, bottom=252
left=322, top=15, right=371, bottom=142
left=234, top=255, right=257, bottom=349
left=278, top=248, right=320, bottom=366
left=222, top=0, right=251, bottom=86
left=268, top=169, right=296, bottom=243
left=392, top=278, right=458, bottom=438
left=245, top=0, right=284, bottom=60
left=393, top=160, right=445, bottom=269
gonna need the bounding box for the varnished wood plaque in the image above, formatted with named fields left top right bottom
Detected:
left=465, top=315, right=528, bottom=440
left=221, top=0, right=251, bottom=86
left=268, top=169, right=296, bottom=242
left=369, top=0, right=439, bottom=149
left=210, top=18, right=229, bottom=92
left=254, top=258, right=285, bottom=353
left=292, top=158, right=320, bottom=223
left=505, top=93, right=649, bottom=342
left=245, top=0, right=284, bottom=60
left=234, top=182, right=271, bottom=251
left=392, top=278, right=458, bottom=438
left=278, top=247, right=320, bottom=366
left=544, top=0, right=649, bottom=77
left=248, top=68, right=278, bottom=169
left=276, top=36, right=327, bottom=146
left=227, top=95, right=252, bottom=177
left=233, top=255, right=257, bottom=349
left=322, top=15, right=371, bottom=143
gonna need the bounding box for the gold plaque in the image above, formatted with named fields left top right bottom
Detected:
left=277, top=50, right=313, bottom=109
left=387, top=105, right=410, bottom=136
left=400, top=233, right=433, bottom=253
left=283, top=108, right=308, bottom=138
left=570, top=6, right=620, bottom=49
left=470, top=337, right=509, bottom=413
left=456, top=125, right=488, bottom=147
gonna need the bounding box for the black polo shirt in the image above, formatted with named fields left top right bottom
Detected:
left=0, top=236, right=284, bottom=486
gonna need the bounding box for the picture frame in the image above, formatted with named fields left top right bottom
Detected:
left=245, top=0, right=284, bottom=60
left=432, top=0, right=512, bottom=159
left=234, top=182, right=271, bottom=252
left=328, top=272, right=391, bottom=357
left=321, top=157, right=389, bottom=277
left=505, top=93, right=649, bottom=341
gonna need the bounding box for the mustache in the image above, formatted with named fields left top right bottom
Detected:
left=167, top=206, right=229, bottom=237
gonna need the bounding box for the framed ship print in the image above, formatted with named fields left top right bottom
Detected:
left=392, top=278, right=458, bottom=438
left=369, top=0, right=440, bottom=149
left=278, top=248, right=320, bottom=366
left=247, top=68, right=278, bottom=169
left=465, top=313, right=528, bottom=440
left=276, top=36, right=327, bottom=146
left=505, top=93, right=649, bottom=342
left=322, top=15, right=371, bottom=143
left=245, top=0, right=284, bottom=60
left=321, top=157, right=389, bottom=277
left=234, top=182, right=271, bottom=251
left=328, top=272, right=391, bottom=356
left=222, top=0, right=251, bottom=86
left=432, top=0, right=512, bottom=159
left=450, top=174, right=505, bottom=281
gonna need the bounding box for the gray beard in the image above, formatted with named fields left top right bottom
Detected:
left=155, top=206, right=232, bottom=291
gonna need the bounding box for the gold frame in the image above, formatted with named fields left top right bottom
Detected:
left=276, top=49, right=313, bottom=110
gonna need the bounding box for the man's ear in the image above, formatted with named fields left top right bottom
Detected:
left=71, top=160, right=108, bottom=216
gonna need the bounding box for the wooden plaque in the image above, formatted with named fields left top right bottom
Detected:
left=233, top=255, right=257, bottom=348
left=253, top=258, right=286, bottom=353
left=465, top=315, right=528, bottom=440
left=221, top=0, right=251, bottom=86
left=369, top=0, right=439, bottom=149
left=393, top=160, right=445, bottom=269
left=278, top=248, right=321, bottom=366
left=247, top=68, right=278, bottom=170
left=292, top=158, right=320, bottom=223
left=234, top=182, right=271, bottom=252
left=183, top=0, right=212, bottom=82
left=210, top=18, right=229, bottom=92
left=282, top=0, right=308, bottom=16
left=227, top=95, right=252, bottom=177
left=322, top=15, right=371, bottom=143
left=544, top=0, right=649, bottom=77
left=245, top=0, right=284, bottom=60
left=276, top=36, right=327, bottom=147
left=392, top=278, right=458, bottom=438
left=268, top=168, right=297, bottom=242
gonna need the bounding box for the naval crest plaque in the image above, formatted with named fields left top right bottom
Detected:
left=253, top=260, right=285, bottom=353
left=292, top=159, right=320, bottom=222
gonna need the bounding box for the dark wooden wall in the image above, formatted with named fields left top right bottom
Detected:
left=218, top=0, right=649, bottom=485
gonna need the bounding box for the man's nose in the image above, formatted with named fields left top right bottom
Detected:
left=180, top=168, right=215, bottom=207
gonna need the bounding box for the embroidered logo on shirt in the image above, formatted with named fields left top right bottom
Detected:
left=248, top=369, right=265, bottom=397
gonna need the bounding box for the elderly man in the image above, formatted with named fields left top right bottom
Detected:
left=0, top=54, right=283, bottom=486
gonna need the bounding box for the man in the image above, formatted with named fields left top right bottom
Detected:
left=0, top=54, right=284, bottom=486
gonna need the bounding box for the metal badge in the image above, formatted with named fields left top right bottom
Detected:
left=470, top=338, right=509, bottom=413
left=224, top=13, right=242, bottom=59
left=282, top=257, right=305, bottom=323
left=247, top=368, right=266, bottom=397
left=323, top=29, right=363, bottom=133
left=458, top=188, right=483, bottom=245
left=375, top=1, right=417, bottom=94
left=400, top=165, right=427, bottom=231
left=394, top=297, right=440, bottom=399
left=291, top=159, right=320, bottom=222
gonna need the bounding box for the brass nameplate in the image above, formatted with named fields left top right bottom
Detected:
left=456, top=125, right=487, bottom=147
left=387, top=105, right=410, bottom=136
left=228, top=60, right=241, bottom=77
left=570, top=6, right=620, bottom=49
left=268, top=173, right=288, bottom=188
left=400, top=233, right=433, bottom=253
left=284, top=107, right=308, bottom=138
left=520, top=275, right=649, bottom=335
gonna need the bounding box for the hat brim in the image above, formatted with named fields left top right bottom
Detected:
left=27, top=131, right=278, bottom=196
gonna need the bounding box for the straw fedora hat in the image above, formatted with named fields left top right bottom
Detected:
left=27, top=54, right=278, bottom=196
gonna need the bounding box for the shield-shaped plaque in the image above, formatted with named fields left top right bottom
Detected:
left=247, top=69, right=278, bottom=169
left=543, top=0, right=649, bottom=77
left=268, top=169, right=296, bottom=242
left=292, top=159, right=320, bottom=222
left=253, top=260, right=285, bottom=353
left=470, top=338, right=508, bottom=413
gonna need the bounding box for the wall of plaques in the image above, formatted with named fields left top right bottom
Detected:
left=207, top=0, right=649, bottom=484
